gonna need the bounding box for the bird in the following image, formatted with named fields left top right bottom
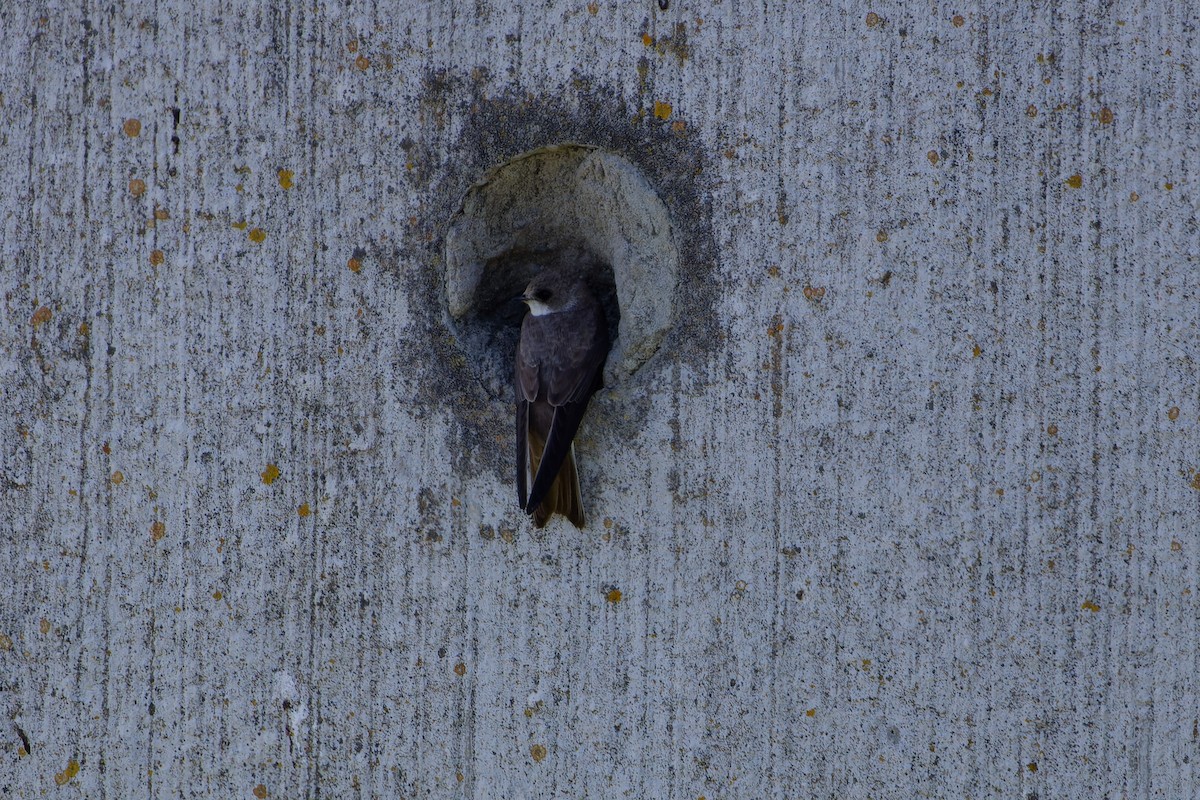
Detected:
left=515, top=270, right=610, bottom=528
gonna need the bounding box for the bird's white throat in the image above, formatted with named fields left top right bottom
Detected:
left=524, top=299, right=554, bottom=316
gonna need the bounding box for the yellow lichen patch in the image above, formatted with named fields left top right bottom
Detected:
left=866, top=11, right=881, bottom=27
left=767, top=320, right=784, bottom=338
left=248, top=227, right=267, bottom=243
left=129, top=179, right=146, bottom=197
left=1129, top=191, right=1139, bottom=202
left=1080, top=600, right=1100, bottom=613
left=154, top=208, right=170, bottom=220
left=54, top=760, right=80, bottom=786
left=671, top=119, right=686, bottom=133
left=972, top=344, right=982, bottom=358
left=805, top=708, right=816, bottom=717
left=0, top=634, right=11, bottom=651
left=530, top=744, right=547, bottom=762
left=111, top=470, right=125, bottom=485
left=1026, top=104, right=1038, bottom=118
left=1046, top=424, right=1058, bottom=436
left=1172, top=540, right=1183, bottom=552
left=952, top=14, right=965, bottom=27
left=876, top=229, right=889, bottom=243
left=213, top=590, right=224, bottom=601
left=151, top=521, right=166, bottom=542
left=1168, top=406, right=1180, bottom=420
left=347, top=40, right=358, bottom=53
left=1164, top=182, right=1174, bottom=191
left=1066, top=174, right=1083, bottom=189
left=231, top=220, right=248, bottom=230
left=1099, top=107, right=1114, bottom=124
left=355, top=55, right=370, bottom=70
left=454, top=662, right=466, bottom=676
left=253, top=783, right=268, bottom=798
left=653, top=100, right=672, bottom=120
left=261, top=464, right=281, bottom=485
left=1191, top=472, right=1200, bottom=491
left=150, top=250, right=165, bottom=266
left=803, top=285, right=826, bottom=301
left=587, top=1, right=599, bottom=13
left=641, top=33, right=654, bottom=47
left=606, top=588, right=622, bottom=604
left=278, top=169, right=294, bottom=189
left=298, top=503, right=311, bottom=517
left=40, top=618, right=50, bottom=635
left=1027, top=762, right=1038, bottom=772
left=123, top=119, right=141, bottom=137
left=927, top=150, right=939, bottom=165
left=31, top=305, right=52, bottom=327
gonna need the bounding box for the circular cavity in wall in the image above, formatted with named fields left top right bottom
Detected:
left=445, top=144, right=679, bottom=399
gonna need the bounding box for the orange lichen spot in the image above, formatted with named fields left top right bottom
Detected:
left=298, top=503, right=311, bottom=517
left=111, top=470, right=125, bottom=485
left=231, top=220, right=248, bottom=230
left=102, top=441, right=111, bottom=455
left=1099, top=107, right=1114, bottom=124
left=642, top=33, right=654, bottom=47
left=587, top=1, right=599, bottom=13
left=767, top=264, right=780, bottom=278
left=248, top=227, right=267, bottom=243
left=927, top=150, right=940, bottom=165
left=129, top=178, right=146, bottom=197
left=277, top=169, right=294, bottom=190
left=31, top=305, right=52, bottom=327
left=875, top=229, right=889, bottom=243
left=952, top=14, right=965, bottom=27
left=40, top=618, right=50, bottom=635
left=530, top=744, right=547, bottom=762
left=1191, top=472, right=1200, bottom=491
left=151, top=521, right=166, bottom=542
left=261, top=464, right=281, bottom=485
left=1046, top=424, right=1058, bottom=436
left=1066, top=174, right=1083, bottom=189
left=1129, top=191, right=1139, bottom=202
left=54, top=759, right=80, bottom=786
left=653, top=100, right=672, bottom=120
left=1172, top=540, right=1183, bottom=552
left=767, top=320, right=785, bottom=337
left=806, top=708, right=816, bottom=717
left=866, top=12, right=881, bottom=27
left=253, top=785, right=268, bottom=799
left=355, top=54, right=370, bottom=71
left=603, top=517, right=614, bottom=529
left=347, top=40, right=358, bottom=53
left=1168, top=406, right=1180, bottom=420
left=803, top=285, right=826, bottom=301
left=606, top=588, right=622, bottom=604
left=150, top=249, right=165, bottom=266
left=1080, top=600, right=1100, bottom=613
left=1026, top=104, right=1038, bottom=118
left=454, top=662, right=466, bottom=676
left=995, top=487, right=1004, bottom=497
left=671, top=119, right=687, bottom=133
left=213, top=590, right=224, bottom=601
left=154, top=208, right=170, bottom=220
left=123, top=118, right=142, bottom=137
left=972, top=344, right=982, bottom=358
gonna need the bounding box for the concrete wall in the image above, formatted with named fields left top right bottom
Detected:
left=2, top=1, right=1198, bottom=797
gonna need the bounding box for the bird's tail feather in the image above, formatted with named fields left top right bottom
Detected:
left=528, top=436, right=585, bottom=528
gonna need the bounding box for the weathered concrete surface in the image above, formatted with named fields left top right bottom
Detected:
left=2, top=2, right=1198, bottom=798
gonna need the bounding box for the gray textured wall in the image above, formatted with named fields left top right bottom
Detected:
left=2, top=1, right=1198, bottom=798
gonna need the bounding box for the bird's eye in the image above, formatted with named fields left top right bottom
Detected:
left=534, top=289, right=552, bottom=302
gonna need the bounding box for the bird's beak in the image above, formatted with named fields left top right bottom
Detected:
left=513, top=294, right=529, bottom=304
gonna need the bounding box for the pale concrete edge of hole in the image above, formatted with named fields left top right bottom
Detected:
left=444, top=143, right=680, bottom=399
